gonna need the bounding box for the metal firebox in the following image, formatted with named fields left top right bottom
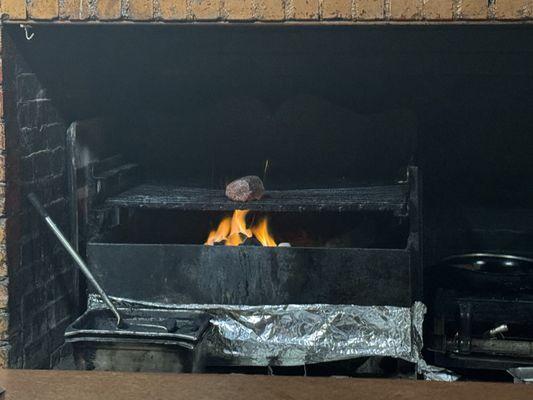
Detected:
left=87, top=243, right=414, bottom=306
left=65, top=119, right=423, bottom=371
left=66, top=119, right=422, bottom=310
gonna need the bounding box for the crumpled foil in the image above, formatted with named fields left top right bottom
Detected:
left=87, top=295, right=457, bottom=380
left=508, top=367, right=533, bottom=384
left=202, top=302, right=425, bottom=366
left=417, top=360, right=460, bottom=381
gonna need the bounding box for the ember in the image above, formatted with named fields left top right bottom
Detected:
left=205, top=211, right=277, bottom=247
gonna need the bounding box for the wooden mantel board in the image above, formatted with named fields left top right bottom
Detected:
left=0, top=369, right=532, bottom=400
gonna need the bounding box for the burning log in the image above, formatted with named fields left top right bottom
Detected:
left=205, top=210, right=277, bottom=247
left=225, top=175, right=265, bottom=202
left=242, top=237, right=262, bottom=246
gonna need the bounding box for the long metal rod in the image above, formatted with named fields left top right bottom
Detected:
left=28, top=193, right=123, bottom=328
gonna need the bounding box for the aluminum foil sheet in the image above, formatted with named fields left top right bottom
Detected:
left=508, top=367, right=533, bottom=384
left=418, top=361, right=460, bottom=382
left=204, top=302, right=426, bottom=366
left=88, top=295, right=429, bottom=367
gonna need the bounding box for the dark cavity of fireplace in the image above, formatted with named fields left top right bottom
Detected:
left=5, top=23, right=533, bottom=374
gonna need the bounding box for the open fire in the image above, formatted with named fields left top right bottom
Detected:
left=205, top=210, right=277, bottom=247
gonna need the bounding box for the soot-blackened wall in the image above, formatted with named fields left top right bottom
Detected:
left=3, top=28, right=78, bottom=368
left=8, top=24, right=533, bottom=203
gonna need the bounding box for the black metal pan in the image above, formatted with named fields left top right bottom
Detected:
left=439, top=253, right=533, bottom=293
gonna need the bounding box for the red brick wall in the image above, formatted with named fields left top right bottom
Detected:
left=0, top=27, right=8, bottom=368
left=0, top=1, right=532, bottom=22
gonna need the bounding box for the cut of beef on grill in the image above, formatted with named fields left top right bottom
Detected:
left=225, top=175, right=265, bottom=202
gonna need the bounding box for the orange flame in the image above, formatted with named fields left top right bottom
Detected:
left=205, top=211, right=277, bottom=247
left=230, top=210, right=252, bottom=239
left=251, top=217, right=277, bottom=247
left=225, top=233, right=243, bottom=246
left=205, top=216, right=231, bottom=245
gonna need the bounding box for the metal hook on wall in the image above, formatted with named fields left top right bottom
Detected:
left=19, top=24, right=35, bottom=41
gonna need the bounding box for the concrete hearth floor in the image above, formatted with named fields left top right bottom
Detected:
left=0, top=369, right=532, bottom=400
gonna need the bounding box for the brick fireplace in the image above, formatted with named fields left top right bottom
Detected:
left=0, top=1, right=532, bottom=21
left=0, top=0, right=531, bottom=372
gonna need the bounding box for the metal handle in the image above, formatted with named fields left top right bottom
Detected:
left=28, top=193, right=123, bottom=328
left=28, top=193, right=50, bottom=219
